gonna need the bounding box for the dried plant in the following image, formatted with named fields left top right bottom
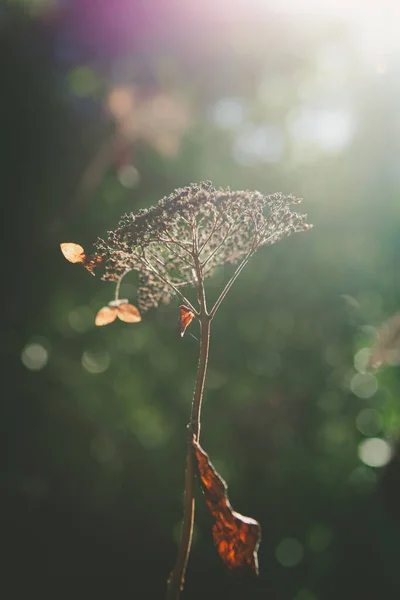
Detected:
left=61, top=181, right=312, bottom=599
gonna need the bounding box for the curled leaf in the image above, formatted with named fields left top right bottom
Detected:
left=95, top=299, right=141, bottom=326
left=60, top=242, right=102, bottom=276
left=179, top=305, right=195, bottom=337
left=192, top=437, right=261, bottom=574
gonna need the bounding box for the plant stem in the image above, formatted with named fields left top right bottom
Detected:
left=166, top=314, right=211, bottom=600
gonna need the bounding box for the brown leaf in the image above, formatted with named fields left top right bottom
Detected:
left=95, top=306, right=118, bottom=326
left=179, top=305, right=195, bottom=337
left=83, top=254, right=103, bottom=276
left=95, top=300, right=142, bottom=326
left=116, top=302, right=142, bottom=323
left=60, top=242, right=86, bottom=264
left=60, top=242, right=102, bottom=276
left=192, top=438, right=261, bottom=574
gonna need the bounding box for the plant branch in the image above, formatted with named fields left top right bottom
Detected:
left=166, top=315, right=211, bottom=600
left=138, top=252, right=197, bottom=315
left=159, top=239, right=195, bottom=269
left=209, top=250, right=254, bottom=319
left=200, top=224, right=234, bottom=269
left=198, top=216, right=221, bottom=254
left=166, top=244, right=210, bottom=600
left=159, top=229, right=194, bottom=256
left=114, top=270, right=131, bottom=301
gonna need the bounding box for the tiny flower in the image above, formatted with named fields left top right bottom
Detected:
left=95, top=299, right=141, bottom=326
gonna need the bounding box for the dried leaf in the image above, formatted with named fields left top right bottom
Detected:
left=60, top=242, right=86, bottom=264
left=95, top=306, right=118, bottom=326
left=369, top=312, right=400, bottom=368
left=179, top=305, right=195, bottom=337
left=95, top=300, right=142, bottom=326
left=60, top=242, right=102, bottom=276
left=83, top=254, right=103, bottom=276
left=192, top=438, right=261, bottom=574
left=117, top=303, right=142, bottom=323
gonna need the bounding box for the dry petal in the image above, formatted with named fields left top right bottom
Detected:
left=95, top=306, right=118, bottom=326
left=192, top=438, right=261, bottom=574
left=117, top=303, right=142, bottom=323
left=60, top=242, right=102, bottom=276
left=179, top=305, right=195, bottom=337
left=60, top=242, right=85, bottom=264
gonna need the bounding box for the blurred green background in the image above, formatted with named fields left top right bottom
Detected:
left=2, top=0, right=400, bottom=597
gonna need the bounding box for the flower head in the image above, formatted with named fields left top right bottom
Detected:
left=91, top=181, right=312, bottom=312
left=62, top=182, right=312, bottom=314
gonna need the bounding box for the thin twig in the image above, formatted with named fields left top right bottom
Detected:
left=200, top=224, right=234, bottom=269
left=209, top=250, right=253, bottom=319
left=160, top=240, right=194, bottom=268
left=138, top=252, right=197, bottom=315
left=159, top=230, right=193, bottom=256
left=198, top=216, right=221, bottom=254
left=209, top=228, right=280, bottom=318
left=114, top=270, right=130, bottom=301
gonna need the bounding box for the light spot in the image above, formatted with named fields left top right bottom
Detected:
left=350, top=372, right=378, bottom=399
left=287, top=106, right=355, bottom=152
left=358, top=437, right=392, bottom=468
left=118, top=164, right=140, bottom=188
left=356, top=408, right=383, bottom=437
left=82, top=350, right=110, bottom=374
left=210, top=97, right=246, bottom=130
left=21, top=343, right=49, bottom=371
left=354, top=348, right=372, bottom=373
left=275, top=538, right=304, bottom=567
left=233, top=124, right=285, bottom=165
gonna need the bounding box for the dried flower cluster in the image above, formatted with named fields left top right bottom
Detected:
left=93, top=181, right=311, bottom=312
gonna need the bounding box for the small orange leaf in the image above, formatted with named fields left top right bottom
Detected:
left=95, top=306, right=118, bottom=326
left=60, top=242, right=85, bottom=264
left=95, top=300, right=142, bottom=326
left=192, top=438, right=261, bottom=574
left=60, top=242, right=102, bottom=276
left=179, top=305, right=195, bottom=337
left=117, top=303, right=141, bottom=323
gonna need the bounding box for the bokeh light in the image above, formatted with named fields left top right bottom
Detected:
left=82, top=350, right=111, bottom=374
left=358, top=437, right=393, bottom=468
left=275, top=538, right=304, bottom=567
left=21, top=342, right=49, bottom=371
